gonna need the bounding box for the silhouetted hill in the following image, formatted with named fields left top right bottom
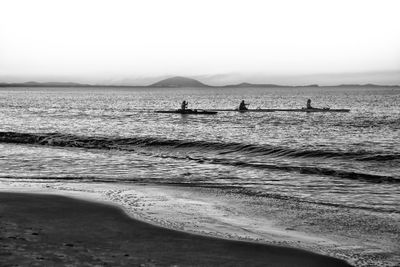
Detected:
left=223, top=82, right=284, bottom=88
left=149, top=76, right=208, bottom=87
left=220, top=82, right=321, bottom=88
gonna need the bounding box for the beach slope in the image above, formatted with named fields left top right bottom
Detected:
left=0, top=192, right=352, bottom=266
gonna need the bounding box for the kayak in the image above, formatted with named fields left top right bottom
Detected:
left=155, top=109, right=218, bottom=115
left=209, top=109, right=275, bottom=112
left=209, top=108, right=350, bottom=113
left=272, top=108, right=350, bottom=112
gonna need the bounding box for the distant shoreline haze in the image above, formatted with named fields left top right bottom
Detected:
left=0, top=76, right=399, bottom=88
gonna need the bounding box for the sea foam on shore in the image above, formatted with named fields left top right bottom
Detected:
left=1, top=180, right=399, bottom=267
left=1, top=192, right=355, bottom=267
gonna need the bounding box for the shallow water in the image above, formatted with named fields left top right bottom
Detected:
left=1, top=86, right=399, bottom=215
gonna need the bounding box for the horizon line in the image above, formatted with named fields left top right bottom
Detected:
left=0, top=77, right=399, bottom=88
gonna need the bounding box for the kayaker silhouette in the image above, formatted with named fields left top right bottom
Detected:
left=181, top=100, right=188, bottom=111
left=238, top=100, right=249, bottom=111
left=306, top=99, right=313, bottom=109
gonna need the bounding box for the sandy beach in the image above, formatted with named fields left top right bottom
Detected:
left=0, top=192, right=353, bottom=266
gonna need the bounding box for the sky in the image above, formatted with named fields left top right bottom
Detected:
left=0, top=0, right=399, bottom=85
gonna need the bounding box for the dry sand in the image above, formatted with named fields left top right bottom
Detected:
left=0, top=192, right=352, bottom=266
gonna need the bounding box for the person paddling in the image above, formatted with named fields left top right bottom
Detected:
left=181, top=100, right=188, bottom=111
left=238, top=100, right=249, bottom=111
left=306, top=99, right=313, bottom=109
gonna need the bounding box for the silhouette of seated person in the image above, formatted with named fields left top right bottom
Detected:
left=306, top=99, right=313, bottom=109
left=181, top=100, right=188, bottom=111
left=238, top=100, right=249, bottom=111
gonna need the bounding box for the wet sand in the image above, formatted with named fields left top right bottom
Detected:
left=0, top=192, right=352, bottom=266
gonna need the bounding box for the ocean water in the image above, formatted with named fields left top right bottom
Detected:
left=0, top=86, right=399, bottom=214
left=1, top=86, right=400, bottom=266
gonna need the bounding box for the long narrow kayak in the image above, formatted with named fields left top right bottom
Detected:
left=209, top=108, right=350, bottom=113
left=279, top=108, right=350, bottom=113
left=208, top=109, right=274, bottom=112
left=155, top=109, right=218, bottom=115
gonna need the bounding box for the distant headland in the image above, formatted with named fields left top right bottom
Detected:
left=0, top=76, right=398, bottom=88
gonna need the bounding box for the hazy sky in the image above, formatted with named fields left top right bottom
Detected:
left=1, top=0, right=399, bottom=85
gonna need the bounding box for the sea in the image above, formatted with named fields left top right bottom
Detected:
left=0, top=86, right=399, bottom=266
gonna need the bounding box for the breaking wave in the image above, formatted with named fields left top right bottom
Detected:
left=0, top=131, right=399, bottom=184
left=1, top=131, right=398, bottom=161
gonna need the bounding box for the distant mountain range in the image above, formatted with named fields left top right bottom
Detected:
left=0, top=76, right=398, bottom=88
left=0, top=81, right=92, bottom=87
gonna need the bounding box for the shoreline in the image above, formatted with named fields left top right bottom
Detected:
left=1, top=181, right=399, bottom=266
left=0, top=192, right=352, bottom=266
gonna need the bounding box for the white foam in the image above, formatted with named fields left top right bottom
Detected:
left=1, top=180, right=399, bottom=267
